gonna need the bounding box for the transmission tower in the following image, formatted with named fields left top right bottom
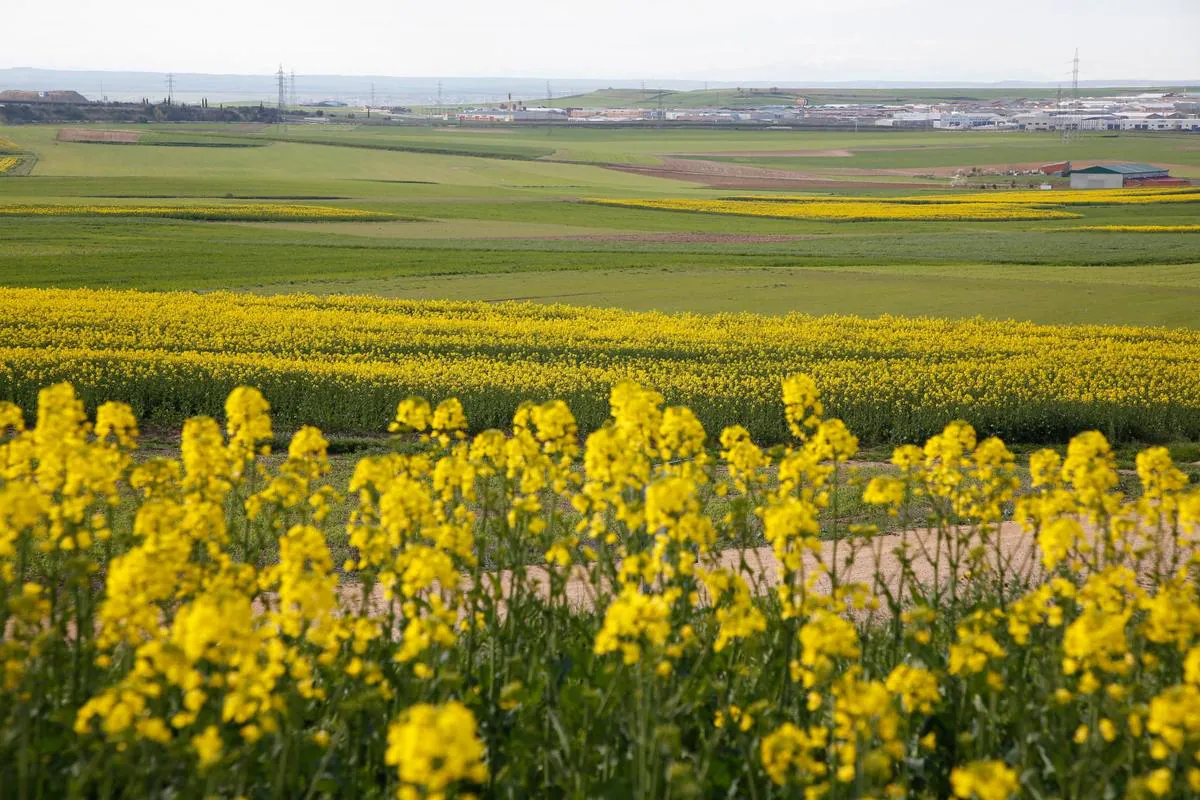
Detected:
left=1072, top=48, right=1080, bottom=99
left=166, top=73, right=175, bottom=105
left=437, top=80, right=443, bottom=109
left=276, top=65, right=286, bottom=121
left=289, top=69, right=297, bottom=109
left=546, top=80, right=552, bottom=106
left=1062, top=49, right=1080, bottom=143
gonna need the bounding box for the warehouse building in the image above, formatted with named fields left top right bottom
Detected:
left=1068, top=162, right=1172, bottom=189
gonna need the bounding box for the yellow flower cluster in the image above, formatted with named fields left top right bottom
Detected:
left=0, top=203, right=393, bottom=221
left=4, top=375, right=1200, bottom=796
left=386, top=701, right=488, bottom=800
left=591, top=197, right=1079, bottom=222
left=0, top=157, right=20, bottom=175
left=951, top=760, right=1020, bottom=800
left=3, top=287, right=1199, bottom=445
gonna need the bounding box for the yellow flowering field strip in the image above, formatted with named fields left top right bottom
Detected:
left=1, top=287, right=1198, bottom=443
left=1062, top=225, right=1200, bottom=233
left=727, top=188, right=1200, bottom=206
left=3, top=376, right=1199, bottom=796
left=0, top=203, right=397, bottom=221
left=590, top=197, right=1078, bottom=222
left=915, top=188, right=1200, bottom=206
left=0, top=156, right=22, bottom=175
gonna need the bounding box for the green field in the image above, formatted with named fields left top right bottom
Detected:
left=1, top=121, right=1199, bottom=327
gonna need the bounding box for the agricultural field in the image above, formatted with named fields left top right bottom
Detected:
left=4, top=376, right=1200, bottom=796
left=3, top=117, right=1200, bottom=797
left=1, top=123, right=1200, bottom=327
left=3, top=287, right=1200, bottom=444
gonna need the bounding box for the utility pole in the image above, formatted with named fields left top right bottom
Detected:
left=166, top=73, right=175, bottom=105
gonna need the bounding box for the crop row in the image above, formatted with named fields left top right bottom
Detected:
left=591, top=197, right=1079, bottom=222
left=1, top=288, right=1199, bottom=443
left=1065, top=225, right=1200, bottom=233
left=728, top=188, right=1200, bottom=206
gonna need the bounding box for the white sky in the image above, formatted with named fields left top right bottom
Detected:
left=12, top=0, right=1200, bottom=82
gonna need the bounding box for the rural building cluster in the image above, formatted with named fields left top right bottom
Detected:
left=442, top=90, right=1200, bottom=131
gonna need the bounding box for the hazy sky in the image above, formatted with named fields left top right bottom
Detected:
left=15, top=0, right=1200, bottom=81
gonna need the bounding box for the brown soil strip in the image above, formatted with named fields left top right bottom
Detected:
left=533, top=232, right=826, bottom=243
left=607, top=164, right=931, bottom=190
left=673, top=149, right=854, bottom=158
left=608, top=156, right=933, bottom=190
left=57, top=128, right=141, bottom=144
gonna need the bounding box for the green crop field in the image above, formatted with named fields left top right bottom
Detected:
left=1, top=121, right=1199, bottom=327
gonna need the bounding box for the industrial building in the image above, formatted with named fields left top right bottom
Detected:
left=1068, top=163, right=1172, bottom=189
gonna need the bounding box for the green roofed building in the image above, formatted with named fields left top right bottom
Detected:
left=1068, top=162, right=1170, bottom=189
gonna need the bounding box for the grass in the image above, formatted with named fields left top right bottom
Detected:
left=295, top=264, right=1200, bottom=328
left=698, top=140, right=1200, bottom=173
left=1, top=122, right=1199, bottom=328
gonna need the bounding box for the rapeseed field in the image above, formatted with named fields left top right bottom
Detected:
left=2, top=377, right=1199, bottom=797
left=1, top=288, right=1198, bottom=442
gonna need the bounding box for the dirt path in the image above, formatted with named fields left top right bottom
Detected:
left=333, top=521, right=1045, bottom=616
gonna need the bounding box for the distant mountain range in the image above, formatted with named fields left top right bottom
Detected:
left=2, top=68, right=1196, bottom=107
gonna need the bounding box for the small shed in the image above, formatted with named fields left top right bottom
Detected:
left=1069, top=163, right=1169, bottom=189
